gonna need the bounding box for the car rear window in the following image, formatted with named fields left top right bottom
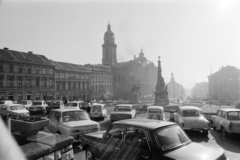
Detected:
left=66, top=103, right=78, bottom=107
left=10, top=105, right=25, bottom=110
left=92, top=105, right=101, bottom=112
left=33, top=102, right=42, bottom=105
left=227, top=112, right=240, bottom=120
left=149, top=109, right=162, bottom=113
left=114, top=106, right=131, bottom=111
left=182, top=110, right=200, bottom=117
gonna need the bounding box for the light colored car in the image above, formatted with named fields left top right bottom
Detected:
left=211, top=108, right=240, bottom=137
left=173, top=106, right=210, bottom=136
left=146, top=106, right=164, bottom=120
left=110, top=104, right=136, bottom=122
left=46, top=108, right=100, bottom=142
left=29, top=100, right=48, bottom=114
left=89, top=103, right=107, bottom=120
left=65, top=101, right=83, bottom=110
left=0, top=104, right=29, bottom=116
left=18, top=100, right=33, bottom=110
left=0, top=100, right=14, bottom=105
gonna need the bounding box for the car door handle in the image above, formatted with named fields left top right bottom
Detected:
left=114, top=147, right=120, bottom=150
left=141, top=155, right=149, bottom=159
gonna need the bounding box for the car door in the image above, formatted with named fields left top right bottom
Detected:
left=118, top=127, right=151, bottom=160
left=98, top=125, right=125, bottom=160
left=48, top=111, right=61, bottom=133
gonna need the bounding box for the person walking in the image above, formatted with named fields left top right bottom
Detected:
left=64, top=98, right=68, bottom=106
left=87, top=101, right=91, bottom=113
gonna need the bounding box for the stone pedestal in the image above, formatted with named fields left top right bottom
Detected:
left=131, top=93, right=140, bottom=103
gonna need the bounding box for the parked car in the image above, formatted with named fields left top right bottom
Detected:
left=65, top=101, right=84, bottom=110
left=0, top=104, right=29, bottom=115
left=110, top=104, right=136, bottom=122
left=46, top=100, right=63, bottom=115
left=0, top=100, right=14, bottom=105
left=211, top=108, right=240, bottom=137
left=80, top=119, right=227, bottom=160
left=18, top=100, right=33, bottom=110
left=89, top=103, right=107, bottom=120
left=173, top=106, right=210, bottom=136
left=146, top=106, right=164, bottom=120
left=46, top=108, right=100, bottom=142
left=29, top=100, right=48, bottom=114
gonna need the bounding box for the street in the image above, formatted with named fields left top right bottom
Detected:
left=35, top=105, right=240, bottom=160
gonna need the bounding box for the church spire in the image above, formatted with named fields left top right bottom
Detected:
left=158, top=56, right=162, bottom=77
left=107, top=22, right=111, bottom=31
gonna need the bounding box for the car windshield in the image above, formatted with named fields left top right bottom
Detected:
left=227, top=111, right=240, bottom=120
left=182, top=110, right=200, bottom=117
left=62, top=111, right=89, bottom=122
left=149, top=109, right=162, bottom=113
left=10, top=105, right=25, bottom=110
left=66, top=103, right=78, bottom=107
left=92, top=105, right=102, bottom=112
left=154, top=125, right=190, bottom=151
left=114, top=106, right=131, bottom=111
left=33, top=102, right=42, bottom=105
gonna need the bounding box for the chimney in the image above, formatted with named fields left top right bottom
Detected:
left=28, top=51, right=33, bottom=54
left=3, top=47, right=8, bottom=50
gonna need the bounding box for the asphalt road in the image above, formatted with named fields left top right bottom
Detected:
left=34, top=105, right=240, bottom=160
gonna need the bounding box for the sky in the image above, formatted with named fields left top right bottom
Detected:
left=0, top=0, right=240, bottom=88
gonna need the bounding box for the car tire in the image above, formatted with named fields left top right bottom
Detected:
left=57, top=131, right=61, bottom=135
left=86, top=147, right=95, bottom=160
left=202, top=130, right=208, bottom=136
left=221, top=127, right=228, bottom=138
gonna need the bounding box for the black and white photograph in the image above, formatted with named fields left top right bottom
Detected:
left=0, top=0, right=240, bottom=159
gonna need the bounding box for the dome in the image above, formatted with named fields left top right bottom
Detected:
left=104, top=23, right=115, bottom=43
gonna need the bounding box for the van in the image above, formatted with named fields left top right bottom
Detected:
left=89, top=103, right=107, bottom=120
left=146, top=106, right=164, bottom=120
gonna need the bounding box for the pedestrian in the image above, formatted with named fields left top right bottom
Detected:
left=64, top=98, right=68, bottom=106
left=87, top=100, right=91, bottom=113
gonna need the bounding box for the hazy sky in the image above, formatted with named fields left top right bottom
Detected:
left=0, top=0, right=239, bottom=88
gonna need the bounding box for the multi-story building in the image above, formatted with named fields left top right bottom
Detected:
left=101, top=23, right=157, bottom=100
left=0, top=48, right=55, bottom=101
left=167, top=72, right=185, bottom=100
left=51, top=61, right=91, bottom=101
left=208, top=66, right=240, bottom=104
left=84, top=64, right=113, bottom=101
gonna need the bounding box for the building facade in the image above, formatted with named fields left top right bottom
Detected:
left=84, top=64, right=113, bottom=101
left=208, top=66, right=240, bottom=104
left=0, top=48, right=55, bottom=101
left=101, top=23, right=157, bottom=100
left=51, top=61, right=91, bottom=101
left=167, top=72, right=185, bottom=100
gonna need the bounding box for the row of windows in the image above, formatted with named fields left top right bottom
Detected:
left=91, top=85, right=112, bottom=93
left=0, top=64, right=53, bottom=74
left=56, top=81, right=90, bottom=90
left=91, top=77, right=112, bottom=83
left=55, top=72, right=89, bottom=80
left=0, top=79, right=54, bottom=87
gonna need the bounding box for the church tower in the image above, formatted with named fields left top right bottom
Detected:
left=102, top=23, right=117, bottom=66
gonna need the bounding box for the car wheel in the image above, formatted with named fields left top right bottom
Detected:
left=202, top=130, right=208, bottom=136
left=86, top=147, right=95, bottom=160
left=57, top=131, right=61, bottom=135
left=221, top=127, right=228, bottom=138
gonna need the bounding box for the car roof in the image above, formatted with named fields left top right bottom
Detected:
left=92, top=103, right=105, bottom=106
left=148, top=106, right=163, bottom=109
left=114, top=119, right=176, bottom=130
left=219, top=108, right=240, bottom=112
left=33, top=100, right=44, bottom=102
left=68, top=101, right=84, bottom=103
left=1, top=104, right=23, bottom=106
left=116, top=104, right=132, bottom=107
left=52, top=108, right=85, bottom=112
left=179, top=106, right=201, bottom=110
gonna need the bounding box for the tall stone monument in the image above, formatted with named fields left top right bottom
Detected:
left=155, top=56, right=169, bottom=106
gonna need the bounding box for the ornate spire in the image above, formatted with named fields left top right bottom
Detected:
left=171, top=72, right=175, bottom=81
left=158, top=56, right=162, bottom=77
left=107, top=22, right=111, bottom=31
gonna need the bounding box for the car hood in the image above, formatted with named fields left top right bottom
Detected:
left=163, top=142, right=224, bottom=160
left=84, top=130, right=106, bottom=139
left=11, top=110, right=29, bottom=114
left=63, top=120, right=98, bottom=128
left=111, top=112, right=132, bottom=115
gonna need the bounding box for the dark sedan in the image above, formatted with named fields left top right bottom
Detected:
left=80, top=119, right=228, bottom=160
left=45, top=100, right=63, bottom=114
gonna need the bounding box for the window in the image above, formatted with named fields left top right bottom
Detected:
left=35, top=67, right=39, bottom=74
left=27, top=79, right=31, bottom=87
left=8, top=79, right=13, bottom=87
left=92, top=86, right=94, bottom=92
left=43, top=68, right=46, bottom=74
left=50, top=69, right=53, bottom=74
left=0, top=79, right=3, bottom=87
left=217, top=111, right=222, bottom=117
left=19, top=66, right=23, bottom=73
left=105, top=125, right=124, bottom=142
left=125, top=127, right=146, bottom=146
left=49, top=79, right=53, bottom=86
left=9, top=65, right=13, bottom=72
left=48, top=111, right=55, bottom=119
left=53, top=112, right=61, bottom=122
left=85, top=74, right=88, bottom=79
left=0, top=64, right=3, bottom=72
left=36, top=78, right=40, bottom=87
left=221, top=111, right=226, bottom=119
left=18, top=79, right=22, bottom=87
left=28, top=67, right=31, bottom=74
left=56, top=72, right=59, bottom=78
